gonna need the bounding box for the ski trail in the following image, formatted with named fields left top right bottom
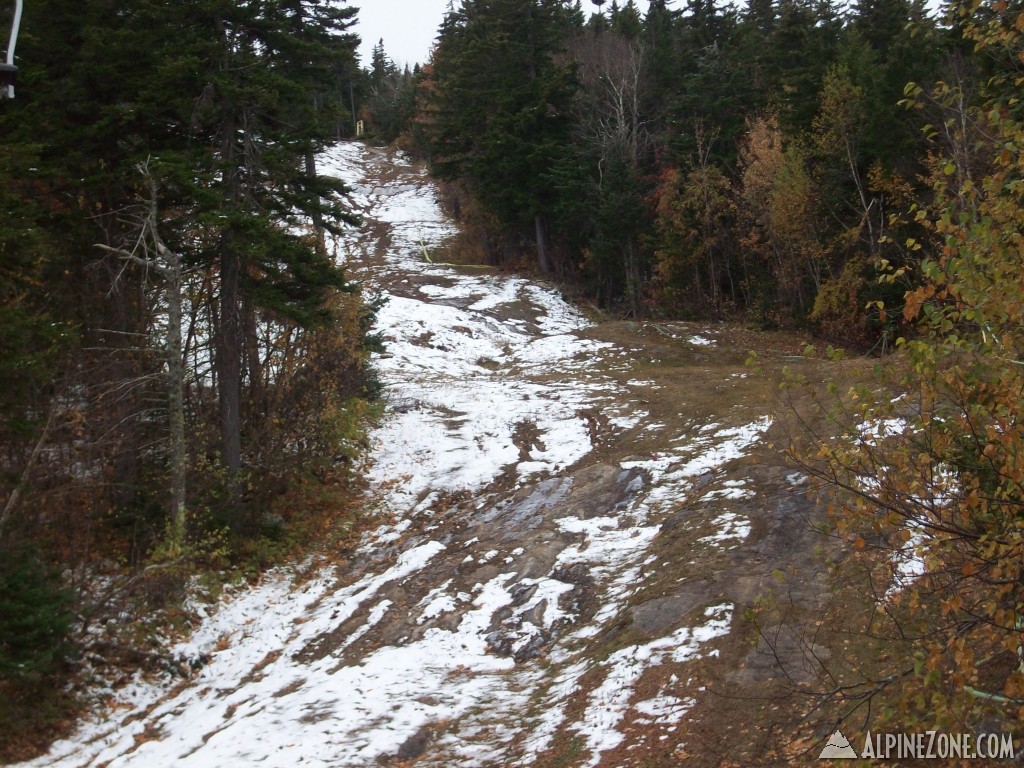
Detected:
left=21, top=143, right=772, bottom=768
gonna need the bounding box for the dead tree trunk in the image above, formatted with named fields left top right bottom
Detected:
left=95, top=163, right=188, bottom=545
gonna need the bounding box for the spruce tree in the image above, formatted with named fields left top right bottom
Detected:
left=3, top=0, right=364, bottom=524
left=763, top=0, right=843, bottom=135
left=130, top=0, right=361, bottom=486
left=429, top=0, right=576, bottom=272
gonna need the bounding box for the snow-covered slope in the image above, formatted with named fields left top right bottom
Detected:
left=23, top=143, right=774, bottom=768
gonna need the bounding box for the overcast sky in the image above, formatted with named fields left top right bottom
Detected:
left=352, top=0, right=449, bottom=69
left=352, top=0, right=653, bottom=70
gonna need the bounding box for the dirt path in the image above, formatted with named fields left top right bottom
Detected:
left=24, top=144, right=841, bottom=768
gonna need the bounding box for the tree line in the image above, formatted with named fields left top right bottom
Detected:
left=0, top=1, right=379, bottom=756
left=364, top=0, right=962, bottom=347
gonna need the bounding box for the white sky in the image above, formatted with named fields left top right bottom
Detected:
left=351, top=0, right=452, bottom=70
left=352, top=0, right=653, bottom=70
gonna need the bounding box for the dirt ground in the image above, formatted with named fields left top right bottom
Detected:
left=505, top=319, right=872, bottom=767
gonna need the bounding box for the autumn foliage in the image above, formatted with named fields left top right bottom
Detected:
left=803, top=0, right=1024, bottom=736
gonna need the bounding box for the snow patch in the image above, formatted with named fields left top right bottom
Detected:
left=571, top=603, right=733, bottom=766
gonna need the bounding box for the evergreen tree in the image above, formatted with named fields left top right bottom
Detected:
left=843, top=0, right=942, bottom=174
left=0, top=551, right=71, bottom=680
left=553, top=25, right=650, bottom=308
left=429, top=0, right=576, bottom=272
left=611, top=0, right=643, bottom=37
left=670, top=1, right=751, bottom=166
left=137, top=0, right=361, bottom=486
left=853, top=0, right=912, bottom=54
left=638, top=0, right=679, bottom=134
left=363, top=41, right=419, bottom=142
left=0, top=0, right=368, bottom=541
left=370, top=38, right=398, bottom=86
left=763, top=0, right=843, bottom=135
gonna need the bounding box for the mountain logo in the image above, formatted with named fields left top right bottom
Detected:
left=819, top=730, right=858, bottom=759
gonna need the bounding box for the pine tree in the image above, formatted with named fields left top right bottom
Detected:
left=611, top=0, right=643, bottom=37
left=2, top=0, right=366, bottom=530
left=843, top=0, right=942, bottom=174
left=554, top=24, right=649, bottom=308
left=763, top=0, right=843, bottom=135
left=429, top=0, right=576, bottom=272
left=363, top=40, right=418, bottom=142
left=0, top=551, right=71, bottom=679
left=130, top=0, right=361, bottom=487
left=370, top=38, right=398, bottom=86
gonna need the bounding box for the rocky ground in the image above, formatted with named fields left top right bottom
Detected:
left=21, top=144, right=858, bottom=768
